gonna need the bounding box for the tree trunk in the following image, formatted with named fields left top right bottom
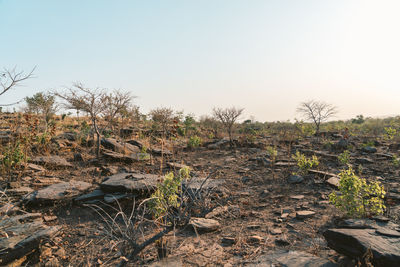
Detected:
left=93, top=118, right=101, bottom=158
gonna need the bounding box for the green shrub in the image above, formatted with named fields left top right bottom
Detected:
left=329, top=168, right=385, bottom=218
left=266, top=146, right=277, bottom=162
left=187, top=135, right=202, bottom=148
left=338, top=150, right=350, bottom=166
left=393, top=155, right=400, bottom=167
left=384, top=127, right=397, bottom=140
left=292, top=151, right=319, bottom=175
left=149, top=167, right=190, bottom=219
left=1, top=141, right=27, bottom=174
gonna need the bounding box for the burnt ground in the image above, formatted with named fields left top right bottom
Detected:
left=3, top=133, right=400, bottom=266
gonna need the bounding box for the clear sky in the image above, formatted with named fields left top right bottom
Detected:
left=1, top=0, right=399, bottom=122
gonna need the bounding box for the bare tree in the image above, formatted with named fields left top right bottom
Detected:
left=297, top=100, right=337, bottom=135
left=213, top=107, right=244, bottom=145
left=0, top=66, right=35, bottom=105
left=56, top=83, right=108, bottom=158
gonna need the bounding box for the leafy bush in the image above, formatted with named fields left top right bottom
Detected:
left=338, top=150, right=351, bottom=166
left=149, top=167, right=191, bottom=219
left=266, top=146, right=277, bottom=162
left=1, top=141, right=27, bottom=174
left=187, top=135, right=202, bottom=149
left=292, top=151, right=319, bottom=175
left=329, top=168, right=386, bottom=218
left=384, top=127, right=397, bottom=140
left=393, top=155, right=400, bottom=167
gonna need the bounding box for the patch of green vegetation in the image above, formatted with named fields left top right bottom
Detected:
left=329, top=168, right=386, bottom=218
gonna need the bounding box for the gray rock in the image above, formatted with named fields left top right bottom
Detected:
left=362, top=146, right=377, bottom=153
left=102, top=150, right=150, bottom=163
left=189, top=218, right=220, bottom=232
left=335, top=139, right=349, bottom=150
left=249, top=250, right=337, bottom=266
left=296, top=210, right=316, bottom=219
left=0, top=213, right=61, bottom=265
left=288, top=175, right=304, bottom=184
left=207, top=139, right=230, bottom=149
left=326, top=177, right=340, bottom=188
left=101, top=138, right=140, bottom=154
left=324, top=227, right=400, bottom=266
left=26, top=180, right=92, bottom=204
left=74, top=188, right=105, bottom=202
left=30, top=155, right=72, bottom=169
left=356, top=157, right=374, bottom=164
left=100, top=172, right=160, bottom=194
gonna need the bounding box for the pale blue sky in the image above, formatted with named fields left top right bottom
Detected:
left=1, top=0, right=399, bottom=121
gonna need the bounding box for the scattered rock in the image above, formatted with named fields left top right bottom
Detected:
left=290, top=195, right=305, bottom=200
left=355, top=157, right=374, bottom=164
left=0, top=213, right=61, bottom=265
left=247, top=235, right=264, bottom=244
left=288, top=175, right=304, bottom=184
left=324, top=225, right=400, bottom=266
left=326, top=177, right=340, bottom=188
left=166, top=162, right=190, bottom=170
left=249, top=250, right=337, bottom=267
left=207, top=139, right=230, bottom=149
left=30, top=156, right=72, bottom=169
left=190, top=218, right=220, bottom=232
left=296, top=210, right=316, bottom=219
left=74, top=188, right=105, bottom=202
left=362, top=146, right=377, bottom=153
left=26, top=180, right=92, bottom=204
left=102, top=150, right=150, bottom=163
left=101, top=138, right=140, bottom=154
left=100, top=172, right=160, bottom=194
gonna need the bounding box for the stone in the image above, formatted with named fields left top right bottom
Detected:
left=26, top=163, right=46, bottom=172
left=270, top=228, right=282, bottom=235
left=0, top=203, right=21, bottom=216
left=221, top=237, right=236, bottom=246
left=296, top=210, right=316, bottom=219
left=323, top=227, right=400, bottom=266
left=247, top=235, right=264, bottom=244
left=356, top=157, right=374, bottom=164
left=26, top=180, right=92, bottom=204
left=166, top=162, right=190, bottom=170
left=74, top=189, right=105, bottom=202
left=207, top=139, right=230, bottom=149
left=0, top=213, right=61, bottom=265
left=30, top=156, right=72, bottom=169
left=288, top=175, right=304, bottom=184
left=249, top=250, right=337, bottom=267
left=335, top=139, right=349, bottom=150
left=103, top=193, right=133, bottom=203
left=100, top=172, right=160, bottom=194
left=326, top=177, right=340, bottom=188
left=362, top=146, right=377, bottom=153
left=101, top=138, right=140, bottom=154
left=183, top=176, right=224, bottom=193
left=290, top=195, right=305, bottom=200
left=189, top=218, right=220, bottom=232
left=57, top=132, right=77, bottom=141
left=102, top=150, right=150, bottom=163
left=205, top=206, right=228, bottom=219
left=150, top=148, right=173, bottom=156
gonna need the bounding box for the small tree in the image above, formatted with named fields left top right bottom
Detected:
left=149, top=107, right=175, bottom=137
left=212, top=107, right=244, bottom=145
left=56, top=83, right=108, bottom=158
left=199, top=115, right=220, bottom=138
left=103, top=89, right=136, bottom=131
left=297, top=100, right=337, bottom=135
left=25, top=92, right=57, bottom=129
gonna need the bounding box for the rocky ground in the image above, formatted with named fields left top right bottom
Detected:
left=1, top=128, right=400, bottom=266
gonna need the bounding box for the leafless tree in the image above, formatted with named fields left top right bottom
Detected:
left=0, top=67, right=35, bottom=106
left=297, top=100, right=337, bottom=135
left=213, top=107, right=244, bottom=145
left=56, top=83, right=108, bottom=158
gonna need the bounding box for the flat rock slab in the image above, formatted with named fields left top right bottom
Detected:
left=323, top=228, right=400, bottom=266
left=0, top=213, right=61, bottom=265
left=326, top=177, right=340, bottom=188
left=101, top=138, right=140, bottom=154
left=100, top=172, right=161, bottom=194
left=183, top=177, right=224, bottom=192
left=103, top=150, right=150, bottom=163
left=248, top=250, right=337, bottom=267
left=296, top=210, right=316, bottom=219
left=26, top=180, right=92, bottom=204
left=30, top=156, right=72, bottom=169
left=288, top=175, right=304, bottom=184
left=190, top=218, right=220, bottom=232
left=74, top=189, right=105, bottom=202
left=167, top=162, right=190, bottom=170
